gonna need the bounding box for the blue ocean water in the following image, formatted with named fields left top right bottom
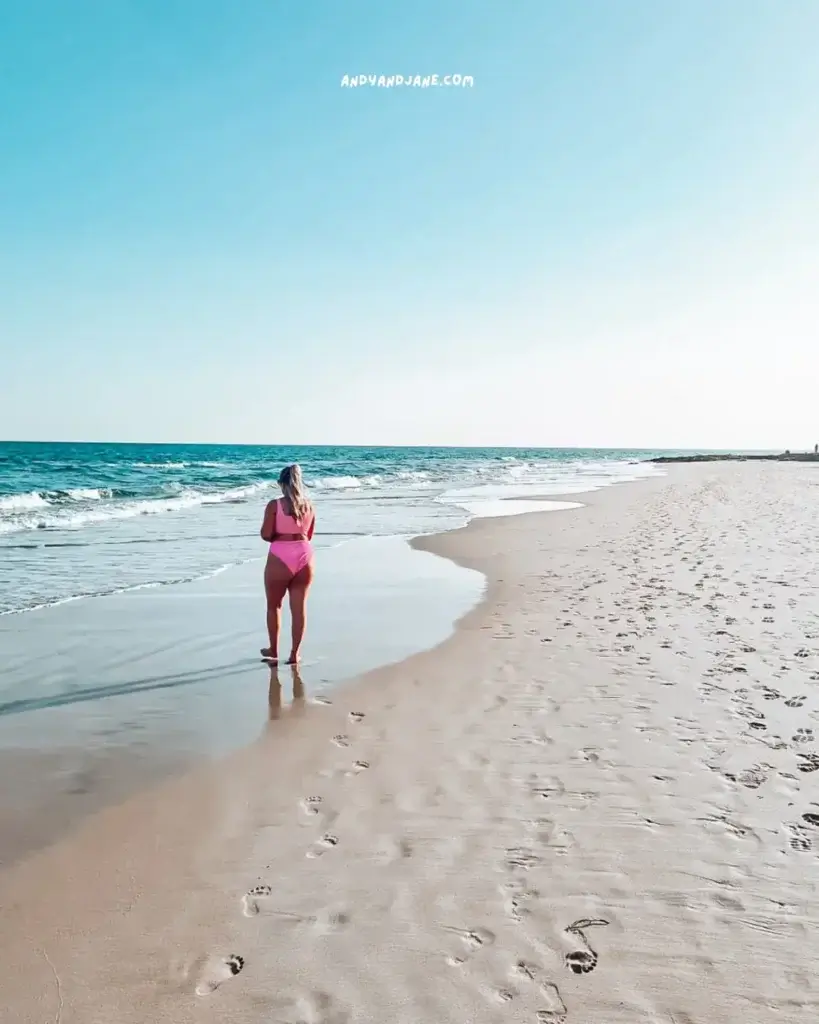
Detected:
left=0, top=442, right=667, bottom=616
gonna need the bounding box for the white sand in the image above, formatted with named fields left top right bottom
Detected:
left=2, top=462, right=819, bottom=1023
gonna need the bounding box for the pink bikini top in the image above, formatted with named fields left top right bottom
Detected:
left=276, top=499, right=314, bottom=536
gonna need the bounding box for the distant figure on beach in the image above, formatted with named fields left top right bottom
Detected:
left=260, top=464, right=315, bottom=664
left=815, top=443, right=818, bottom=455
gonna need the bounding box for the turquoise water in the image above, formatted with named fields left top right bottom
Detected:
left=0, top=442, right=667, bottom=616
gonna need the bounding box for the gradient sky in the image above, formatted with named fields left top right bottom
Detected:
left=2, top=1, right=818, bottom=449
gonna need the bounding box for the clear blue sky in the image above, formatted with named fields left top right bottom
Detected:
left=2, top=1, right=818, bottom=448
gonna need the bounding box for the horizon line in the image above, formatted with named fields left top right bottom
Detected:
left=0, top=439, right=791, bottom=454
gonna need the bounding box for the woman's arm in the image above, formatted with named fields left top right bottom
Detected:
left=307, top=512, right=315, bottom=541
left=260, top=500, right=277, bottom=543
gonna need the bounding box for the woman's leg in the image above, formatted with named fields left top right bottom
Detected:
left=286, top=560, right=315, bottom=663
left=263, top=554, right=292, bottom=659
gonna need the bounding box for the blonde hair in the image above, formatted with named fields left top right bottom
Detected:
left=278, top=464, right=311, bottom=521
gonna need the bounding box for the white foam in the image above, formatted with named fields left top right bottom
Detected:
left=310, top=475, right=364, bottom=490
left=0, top=481, right=276, bottom=535
left=66, top=488, right=111, bottom=500
left=133, top=461, right=188, bottom=469
left=0, top=559, right=248, bottom=616
left=0, top=492, right=49, bottom=511
left=435, top=459, right=663, bottom=522
left=450, top=499, right=584, bottom=519
left=396, top=469, right=431, bottom=481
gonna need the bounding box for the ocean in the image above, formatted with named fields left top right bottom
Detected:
left=0, top=442, right=667, bottom=617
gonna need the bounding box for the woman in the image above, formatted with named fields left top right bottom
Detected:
left=260, top=464, right=315, bottom=664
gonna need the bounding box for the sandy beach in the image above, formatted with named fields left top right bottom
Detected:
left=2, top=461, right=819, bottom=1023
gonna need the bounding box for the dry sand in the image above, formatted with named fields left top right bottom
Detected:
left=2, top=462, right=819, bottom=1023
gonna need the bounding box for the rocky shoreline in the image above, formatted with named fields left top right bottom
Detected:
left=650, top=451, right=819, bottom=463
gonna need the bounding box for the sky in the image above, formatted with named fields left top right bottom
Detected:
left=1, top=0, right=818, bottom=450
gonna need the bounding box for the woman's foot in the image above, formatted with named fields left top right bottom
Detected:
left=261, top=648, right=278, bottom=662
left=286, top=652, right=300, bottom=665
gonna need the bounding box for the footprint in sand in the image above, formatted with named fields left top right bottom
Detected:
left=443, top=925, right=496, bottom=966
left=711, top=892, right=745, bottom=912
left=802, top=813, right=819, bottom=827
left=796, top=753, right=819, bottom=774
left=306, top=833, right=340, bottom=859
left=313, top=695, right=332, bottom=706
left=786, top=824, right=812, bottom=852
left=786, top=696, right=807, bottom=708
left=510, top=959, right=539, bottom=982
left=299, top=797, right=338, bottom=831
left=734, top=765, right=770, bottom=790
left=500, top=880, right=539, bottom=922
left=488, top=986, right=516, bottom=1004
left=348, top=711, right=365, bottom=723
left=507, top=962, right=568, bottom=1021
left=344, top=760, right=369, bottom=777
left=537, top=983, right=569, bottom=1023
left=529, top=775, right=566, bottom=800
left=564, top=918, right=609, bottom=975
left=332, top=734, right=350, bottom=748
left=195, top=954, right=244, bottom=996
left=505, top=847, right=543, bottom=872
left=242, top=884, right=273, bottom=917
left=792, top=728, right=814, bottom=745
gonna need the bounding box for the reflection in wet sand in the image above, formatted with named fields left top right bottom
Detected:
left=267, top=668, right=282, bottom=720
left=267, top=665, right=307, bottom=722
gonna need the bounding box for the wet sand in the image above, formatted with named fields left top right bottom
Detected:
left=2, top=462, right=819, bottom=1022
left=0, top=536, right=482, bottom=864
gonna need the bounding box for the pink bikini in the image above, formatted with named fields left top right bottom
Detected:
left=269, top=499, right=314, bottom=575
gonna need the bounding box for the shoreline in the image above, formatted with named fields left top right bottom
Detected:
left=0, top=468, right=655, bottom=866
left=0, top=444, right=658, bottom=618
left=650, top=451, right=819, bottom=463
left=3, top=461, right=818, bottom=1022
left=0, top=532, right=484, bottom=866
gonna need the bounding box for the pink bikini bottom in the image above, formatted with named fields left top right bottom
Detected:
left=269, top=540, right=313, bottom=575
